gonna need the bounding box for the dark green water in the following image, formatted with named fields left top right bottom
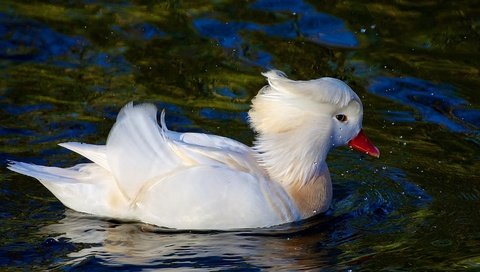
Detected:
left=1, top=0, right=479, bottom=270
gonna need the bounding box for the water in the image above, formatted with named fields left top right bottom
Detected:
left=1, top=0, right=479, bottom=270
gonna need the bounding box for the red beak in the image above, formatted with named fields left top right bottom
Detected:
left=348, top=129, right=380, bottom=158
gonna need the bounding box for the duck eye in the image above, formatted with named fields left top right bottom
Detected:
left=335, top=114, right=347, bottom=122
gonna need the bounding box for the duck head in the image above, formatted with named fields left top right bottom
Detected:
left=248, top=70, right=379, bottom=185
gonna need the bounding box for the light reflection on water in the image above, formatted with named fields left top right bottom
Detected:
left=193, top=0, right=358, bottom=67
left=369, top=76, right=479, bottom=135
left=39, top=210, right=330, bottom=270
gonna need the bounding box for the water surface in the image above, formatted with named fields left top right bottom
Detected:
left=1, top=0, right=479, bottom=270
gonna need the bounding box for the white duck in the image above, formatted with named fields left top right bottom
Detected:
left=8, top=70, right=379, bottom=230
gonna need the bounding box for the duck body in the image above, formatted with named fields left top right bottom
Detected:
left=8, top=70, right=378, bottom=230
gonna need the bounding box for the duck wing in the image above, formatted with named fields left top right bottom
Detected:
left=105, top=103, right=265, bottom=201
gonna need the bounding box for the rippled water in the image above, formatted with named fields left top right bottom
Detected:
left=1, top=0, right=479, bottom=270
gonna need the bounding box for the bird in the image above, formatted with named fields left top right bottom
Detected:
left=8, top=70, right=379, bottom=230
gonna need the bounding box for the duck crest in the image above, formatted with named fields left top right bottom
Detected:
left=248, top=71, right=344, bottom=187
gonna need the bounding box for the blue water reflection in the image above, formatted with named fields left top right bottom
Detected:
left=31, top=121, right=97, bottom=144
left=199, top=108, right=248, bottom=123
left=193, top=0, right=358, bottom=68
left=251, top=0, right=313, bottom=13
left=0, top=103, right=53, bottom=116
left=193, top=18, right=259, bottom=49
left=213, top=87, right=247, bottom=99
left=369, top=76, right=479, bottom=134
left=0, top=13, right=131, bottom=72
left=0, top=13, right=84, bottom=65
left=193, top=18, right=271, bottom=67
left=252, top=0, right=358, bottom=47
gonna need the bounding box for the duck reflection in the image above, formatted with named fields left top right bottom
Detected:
left=41, top=210, right=342, bottom=270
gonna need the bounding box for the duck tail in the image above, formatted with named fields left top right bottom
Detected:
left=7, top=161, right=129, bottom=217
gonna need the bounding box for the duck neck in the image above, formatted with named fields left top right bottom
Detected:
left=286, top=166, right=332, bottom=218
left=253, top=129, right=333, bottom=217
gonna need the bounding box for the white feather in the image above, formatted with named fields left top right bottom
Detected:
left=105, top=102, right=182, bottom=200
left=7, top=161, right=130, bottom=218
left=58, top=142, right=109, bottom=171
left=261, top=70, right=360, bottom=108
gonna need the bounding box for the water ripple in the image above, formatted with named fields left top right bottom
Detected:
left=369, top=76, right=480, bottom=135
left=251, top=0, right=358, bottom=47
left=0, top=12, right=132, bottom=72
